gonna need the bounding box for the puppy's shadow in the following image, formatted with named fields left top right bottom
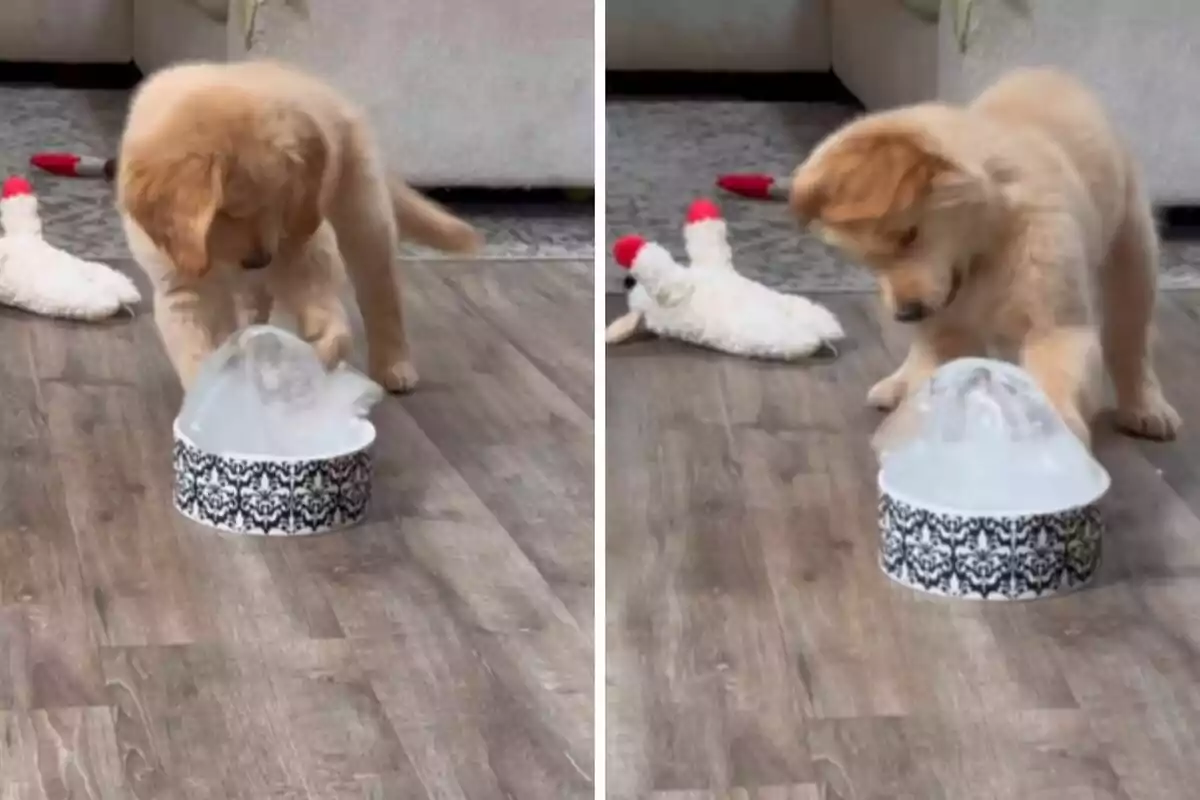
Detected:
left=1084, top=420, right=1196, bottom=590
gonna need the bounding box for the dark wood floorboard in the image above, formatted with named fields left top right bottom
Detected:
left=607, top=291, right=1200, bottom=800
left=400, top=262, right=595, bottom=630
left=0, top=259, right=593, bottom=799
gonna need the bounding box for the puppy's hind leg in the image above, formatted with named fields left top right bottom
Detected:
left=1100, top=168, right=1180, bottom=440
left=326, top=133, right=418, bottom=393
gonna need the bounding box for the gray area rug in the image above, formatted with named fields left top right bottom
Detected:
left=606, top=99, right=1200, bottom=293
left=0, top=85, right=594, bottom=263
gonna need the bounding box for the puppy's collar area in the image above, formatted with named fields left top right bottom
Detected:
left=944, top=269, right=964, bottom=308
left=241, top=254, right=273, bottom=271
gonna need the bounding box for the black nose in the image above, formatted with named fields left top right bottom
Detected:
left=622, top=275, right=637, bottom=290
left=241, top=252, right=271, bottom=270
left=894, top=301, right=929, bottom=323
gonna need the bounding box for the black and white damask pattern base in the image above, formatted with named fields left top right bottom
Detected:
left=879, top=493, right=1103, bottom=600
left=173, top=438, right=373, bottom=535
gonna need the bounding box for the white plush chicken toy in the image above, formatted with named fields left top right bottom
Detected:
left=0, top=175, right=140, bottom=320
left=606, top=199, right=844, bottom=359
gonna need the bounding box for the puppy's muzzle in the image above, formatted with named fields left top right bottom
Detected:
left=893, top=272, right=964, bottom=324
left=894, top=302, right=930, bottom=323
left=241, top=251, right=272, bottom=270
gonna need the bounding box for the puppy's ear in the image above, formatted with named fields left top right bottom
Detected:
left=790, top=131, right=955, bottom=225
left=926, top=165, right=994, bottom=212
left=120, top=148, right=222, bottom=278
left=922, top=154, right=1014, bottom=214
left=274, top=109, right=328, bottom=245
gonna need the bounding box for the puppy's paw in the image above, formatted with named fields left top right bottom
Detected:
left=310, top=326, right=352, bottom=370
left=867, top=375, right=908, bottom=411
left=371, top=359, right=420, bottom=393
left=1115, top=394, right=1181, bottom=441
left=235, top=287, right=273, bottom=328
left=445, top=220, right=484, bottom=255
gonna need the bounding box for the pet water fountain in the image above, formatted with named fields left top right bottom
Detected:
left=875, top=358, right=1110, bottom=600
left=173, top=325, right=383, bottom=535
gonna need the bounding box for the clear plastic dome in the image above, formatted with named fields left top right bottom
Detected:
left=176, top=325, right=383, bottom=458
left=876, top=357, right=1110, bottom=515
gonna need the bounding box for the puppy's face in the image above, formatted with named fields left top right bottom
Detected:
left=790, top=126, right=990, bottom=323
left=118, top=88, right=327, bottom=279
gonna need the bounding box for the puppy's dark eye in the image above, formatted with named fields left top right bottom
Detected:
left=897, top=226, right=919, bottom=249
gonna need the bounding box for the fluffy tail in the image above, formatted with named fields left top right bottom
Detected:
left=389, top=178, right=483, bottom=254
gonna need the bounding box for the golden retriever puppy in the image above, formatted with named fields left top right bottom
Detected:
left=790, top=67, right=1179, bottom=446
left=117, top=60, right=480, bottom=392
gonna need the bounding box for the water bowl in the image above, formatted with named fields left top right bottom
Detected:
left=875, top=358, right=1109, bottom=600
left=171, top=326, right=383, bottom=535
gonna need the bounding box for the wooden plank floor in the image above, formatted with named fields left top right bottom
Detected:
left=0, top=259, right=594, bottom=799
left=607, top=290, right=1200, bottom=800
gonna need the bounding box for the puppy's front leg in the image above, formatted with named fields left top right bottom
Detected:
left=153, top=281, right=231, bottom=390
left=326, top=148, right=418, bottom=393
left=268, top=224, right=352, bottom=369
left=868, top=325, right=981, bottom=410
left=1019, top=326, right=1099, bottom=447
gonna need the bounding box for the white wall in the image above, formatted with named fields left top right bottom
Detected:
left=936, top=0, right=1200, bottom=203
left=0, top=0, right=133, bottom=63
left=607, top=0, right=831, bottom=72
left=830, top=0, right=938, bottom=110
left=232, top=0, right=594, bottom=186
left=133, top=0, right=226, bottom=76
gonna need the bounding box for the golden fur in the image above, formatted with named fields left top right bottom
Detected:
left=790, top=68, right=1180, bottom=446
left=118, top=60, right=481, bottom=391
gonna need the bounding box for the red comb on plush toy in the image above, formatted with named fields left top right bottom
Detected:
left=613, top=235, right=647, bottom=269
left=686, top=198, right=722, bottom=222
left=3, top=176, right=32, bottom=198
